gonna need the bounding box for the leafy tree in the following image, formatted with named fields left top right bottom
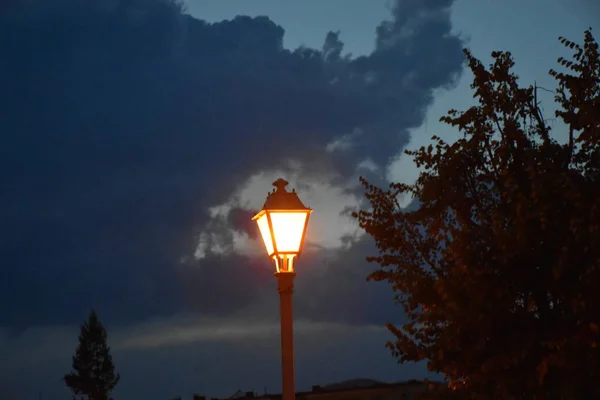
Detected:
left=355, top=29, right=600, bottom=399
left=64, top=310, right=121, bottom=400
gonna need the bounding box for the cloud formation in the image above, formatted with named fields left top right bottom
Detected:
left=0, top=0, right=463, bottom=330
left=0, top=0, right=463, bottom=397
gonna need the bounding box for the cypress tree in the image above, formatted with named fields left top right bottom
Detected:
left=64, top=310, right=120, bottom=400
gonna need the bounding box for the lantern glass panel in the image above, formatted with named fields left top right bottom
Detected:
left=255, top=212, right=275, bottom=256
left=270, top=211, right=308, bottom=254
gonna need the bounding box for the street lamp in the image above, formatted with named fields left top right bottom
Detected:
left=252, top=178, right=312, bottom=400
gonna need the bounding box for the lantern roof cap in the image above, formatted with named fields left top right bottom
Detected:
left=262, top=178, right=311, bottom=211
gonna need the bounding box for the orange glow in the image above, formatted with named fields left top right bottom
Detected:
left=270, top=211, right=309, bottom=253
left=274, top=254, right=296, bottom=273
left=252, top=178, right=312, bottom=271
left=253, top=209, right=310, bottom=259
left=255, top=211, right=274, bottom=256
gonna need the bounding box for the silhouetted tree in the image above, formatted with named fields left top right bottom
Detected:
left=64, top=310, right=120, bottom=400
left=355, top=29, right=599, bottom=399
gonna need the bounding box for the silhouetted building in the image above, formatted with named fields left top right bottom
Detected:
left=206, top=380, right=435, bottom=400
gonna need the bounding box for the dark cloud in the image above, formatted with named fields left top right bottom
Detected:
left=228, top=207, right=259, bottom=238
left=293, top=237, right=401, bottom=326
left=177, top=253, right=272, bottom=316
left=0, top=0, right=463, bottom=329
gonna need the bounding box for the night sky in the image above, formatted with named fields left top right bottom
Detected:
left=0, top=0, right=597, bottom=399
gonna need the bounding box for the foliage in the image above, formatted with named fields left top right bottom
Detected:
left=354, top=29, right=600, bottom=399
left=64, top=310, right=121, bottom=400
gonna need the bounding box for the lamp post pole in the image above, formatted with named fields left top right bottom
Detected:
left=277, top=272, right=296, bottom=400
left=252, top=178, right=312, bottom=400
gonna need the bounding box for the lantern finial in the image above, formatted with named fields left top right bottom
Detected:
left=273, top=178, right=289, bottom=193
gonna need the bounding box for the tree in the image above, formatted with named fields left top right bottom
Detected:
left=355, top=29, right=600, bottom=399
left=64, top=310, right=121, bottom=400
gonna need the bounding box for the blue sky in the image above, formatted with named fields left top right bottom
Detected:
left=0, top=0, right=597, bottom=399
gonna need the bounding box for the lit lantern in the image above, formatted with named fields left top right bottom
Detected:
left=252, top=178, right=312, bottom=273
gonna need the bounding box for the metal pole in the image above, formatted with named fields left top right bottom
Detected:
left=276, top=272, right=296, bottom=400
